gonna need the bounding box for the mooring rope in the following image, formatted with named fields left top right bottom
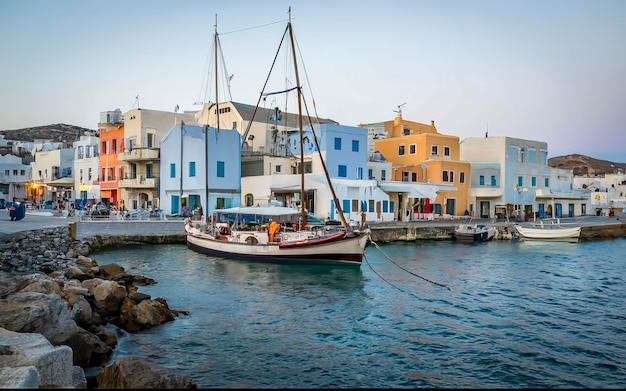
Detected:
left=363, top=253, right=406, bottom=292
left=367, top=235, right=448, bottom=288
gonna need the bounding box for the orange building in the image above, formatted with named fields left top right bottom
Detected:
left=98, top=118, right=125, bottom=209
left=372, top=116, right=472, bottom=216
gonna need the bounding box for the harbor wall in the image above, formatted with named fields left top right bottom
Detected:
left=69, top=218, right=626, bottom=243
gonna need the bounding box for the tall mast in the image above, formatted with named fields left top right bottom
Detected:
left=287, top=8, right=307, bottom=229
left=205, top=15, right=219, bottom=225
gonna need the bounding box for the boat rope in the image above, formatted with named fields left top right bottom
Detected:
left=363, top=253, right=406, bottom=292
left=367, top=235, right=447, bottom=288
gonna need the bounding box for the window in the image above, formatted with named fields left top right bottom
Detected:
left=232, top=121, right=237, bottom=130
left=147, top=134, right=155, bottom=148
left=170, top=163, right=176, bottom=178
left=352, top=140, right=359, bottom=152
left=403, top=127, right=410, bottom=136
left=518, top=176, right=524, bottom=187
left=460, top=172, right=465, bottom=183
left=479, top=175, right=485, bottom=186
left=352, top=199, right=359, bottom=212
left=4, top=170, right=8, bottom=175
left=491, top=175, right=496, bottom=186
left=381, top=170, right=386, bottom=181
left=402, top=171, right=409, bottom=182
left=369, top=199, right=374, bottom=212
left=409, top=144, right=416, bottom=154
left=442, top=171, right=449, bottom=182
left=189, top=161, right=196, bottom=177
left=444, top=146, right=450, bottom=156
left=88, top=168, right=92, bottom=181
left=334, top=137, right=341, bottom=150
left=450, top=171, right=454, bottom=183
left=398, top=145, right=405, bottom=156
left=531, top=176, right=537, bottom=187
left=342, top=199, right=351, bottom=213
left=217, top=161, right=225, bottom=177
left=520, top=147, right=525, bottom=163
left=77, top=146, right=84, bottom=159
left=368, top=168, right=373, bottom=179
left=411, top=172, right=417, bottom=182
left=544, top=177, right=549, bottom=187
left=357, top=167, right=363, bottom=180
left=338, top=165, right=347, bottom=177
left=276, top=165, right=282, bottom=173
left=146, top=164, right=154, bottom=179
left=112, top=139, right=117, bottom=153
left=431, top=145, right=438, bottom=155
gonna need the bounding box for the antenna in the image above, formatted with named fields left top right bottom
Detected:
left=393, top=103, right=406, bottom=118
left=131, top=95, right=139, bottom=109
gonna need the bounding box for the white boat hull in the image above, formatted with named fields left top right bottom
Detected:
left=515, top=226, right=581, bottom=242
left=186, top=230, right=370, bottom=266
left=454, top=224, right=497, bottom=243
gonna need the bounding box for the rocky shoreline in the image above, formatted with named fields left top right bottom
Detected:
left=0, top=226, right=197, bottom=389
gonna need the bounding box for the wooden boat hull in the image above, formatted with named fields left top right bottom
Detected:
left=187, top=230, right=369, bottom=266
left=515, top=226, right=581, bottom=242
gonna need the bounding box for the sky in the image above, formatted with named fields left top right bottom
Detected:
left=1, top=0, right=625, bottom=162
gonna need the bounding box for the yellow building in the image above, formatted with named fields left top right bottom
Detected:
left=370, top=115, right=472, bottom=217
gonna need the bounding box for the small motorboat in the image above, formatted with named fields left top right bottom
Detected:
left=514, top=222, right=581, bottom=243
left=454, top=223, right=497, bottom=243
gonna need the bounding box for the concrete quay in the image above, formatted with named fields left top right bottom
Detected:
left=1, top=209, right=624, bottom=243
left=367, top=215, right=626, bottom=242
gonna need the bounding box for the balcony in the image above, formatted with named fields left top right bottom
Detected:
left=118, top=148, right=160, bottom=162
left=118, top=176, right=158, bottom=189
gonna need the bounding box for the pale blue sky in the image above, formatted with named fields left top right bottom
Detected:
left=1, top=0, right=625, bottom=162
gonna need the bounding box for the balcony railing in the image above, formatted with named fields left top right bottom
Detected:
left=118, top=148, right=160, bottom=161
left=118, top=176, right=158, bottom=189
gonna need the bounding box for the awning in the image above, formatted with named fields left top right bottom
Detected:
left=45, top=177, right=74, bottom=187
left=378, top=182, right=442, bottom=201
left=100, top=190, right=112, bottom=198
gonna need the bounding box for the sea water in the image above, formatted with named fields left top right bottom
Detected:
left=91, top=238, right=626, bottom=388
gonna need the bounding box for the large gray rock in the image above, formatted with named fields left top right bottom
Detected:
left=0, top=289, right=112, bottom=367
left=0, top=327, right=86, bottom=388
left=96, top=356, right=197, bottom=389
left=0, top=366, right=40, bottom=389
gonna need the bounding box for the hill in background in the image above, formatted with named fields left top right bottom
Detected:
left=0, top=124, right=96, bottom=149
left=548, top=154, right=626, bottom=176
left=1, top=124, right=624, bottom=176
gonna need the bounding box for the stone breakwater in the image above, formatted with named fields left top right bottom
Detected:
left=0, top=227, right=196, bottom=389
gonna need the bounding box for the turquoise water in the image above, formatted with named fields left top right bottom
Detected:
left=92, top=238, right=626, bottom=388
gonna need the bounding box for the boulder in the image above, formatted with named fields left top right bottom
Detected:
left=119, top=297, right=176, bottom=332
left=0, top=327, right=86, bottom=388
left=96, top=356, right=197, bottom=389
left=82, top=278, right=127, bottom=314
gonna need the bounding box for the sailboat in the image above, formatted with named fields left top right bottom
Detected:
left=185, top=10, right=370, bottom=266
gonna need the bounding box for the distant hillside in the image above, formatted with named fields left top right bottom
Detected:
left=0, top=124, right=96, bottom=149
left=548, top=154, right=626, bottom=176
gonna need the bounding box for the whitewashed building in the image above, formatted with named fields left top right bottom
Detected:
left=160, top=124, right=241, bottom=220
left=460, top=136, right=589, bottom=219
left=73, top=135, right=100, bottom=203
